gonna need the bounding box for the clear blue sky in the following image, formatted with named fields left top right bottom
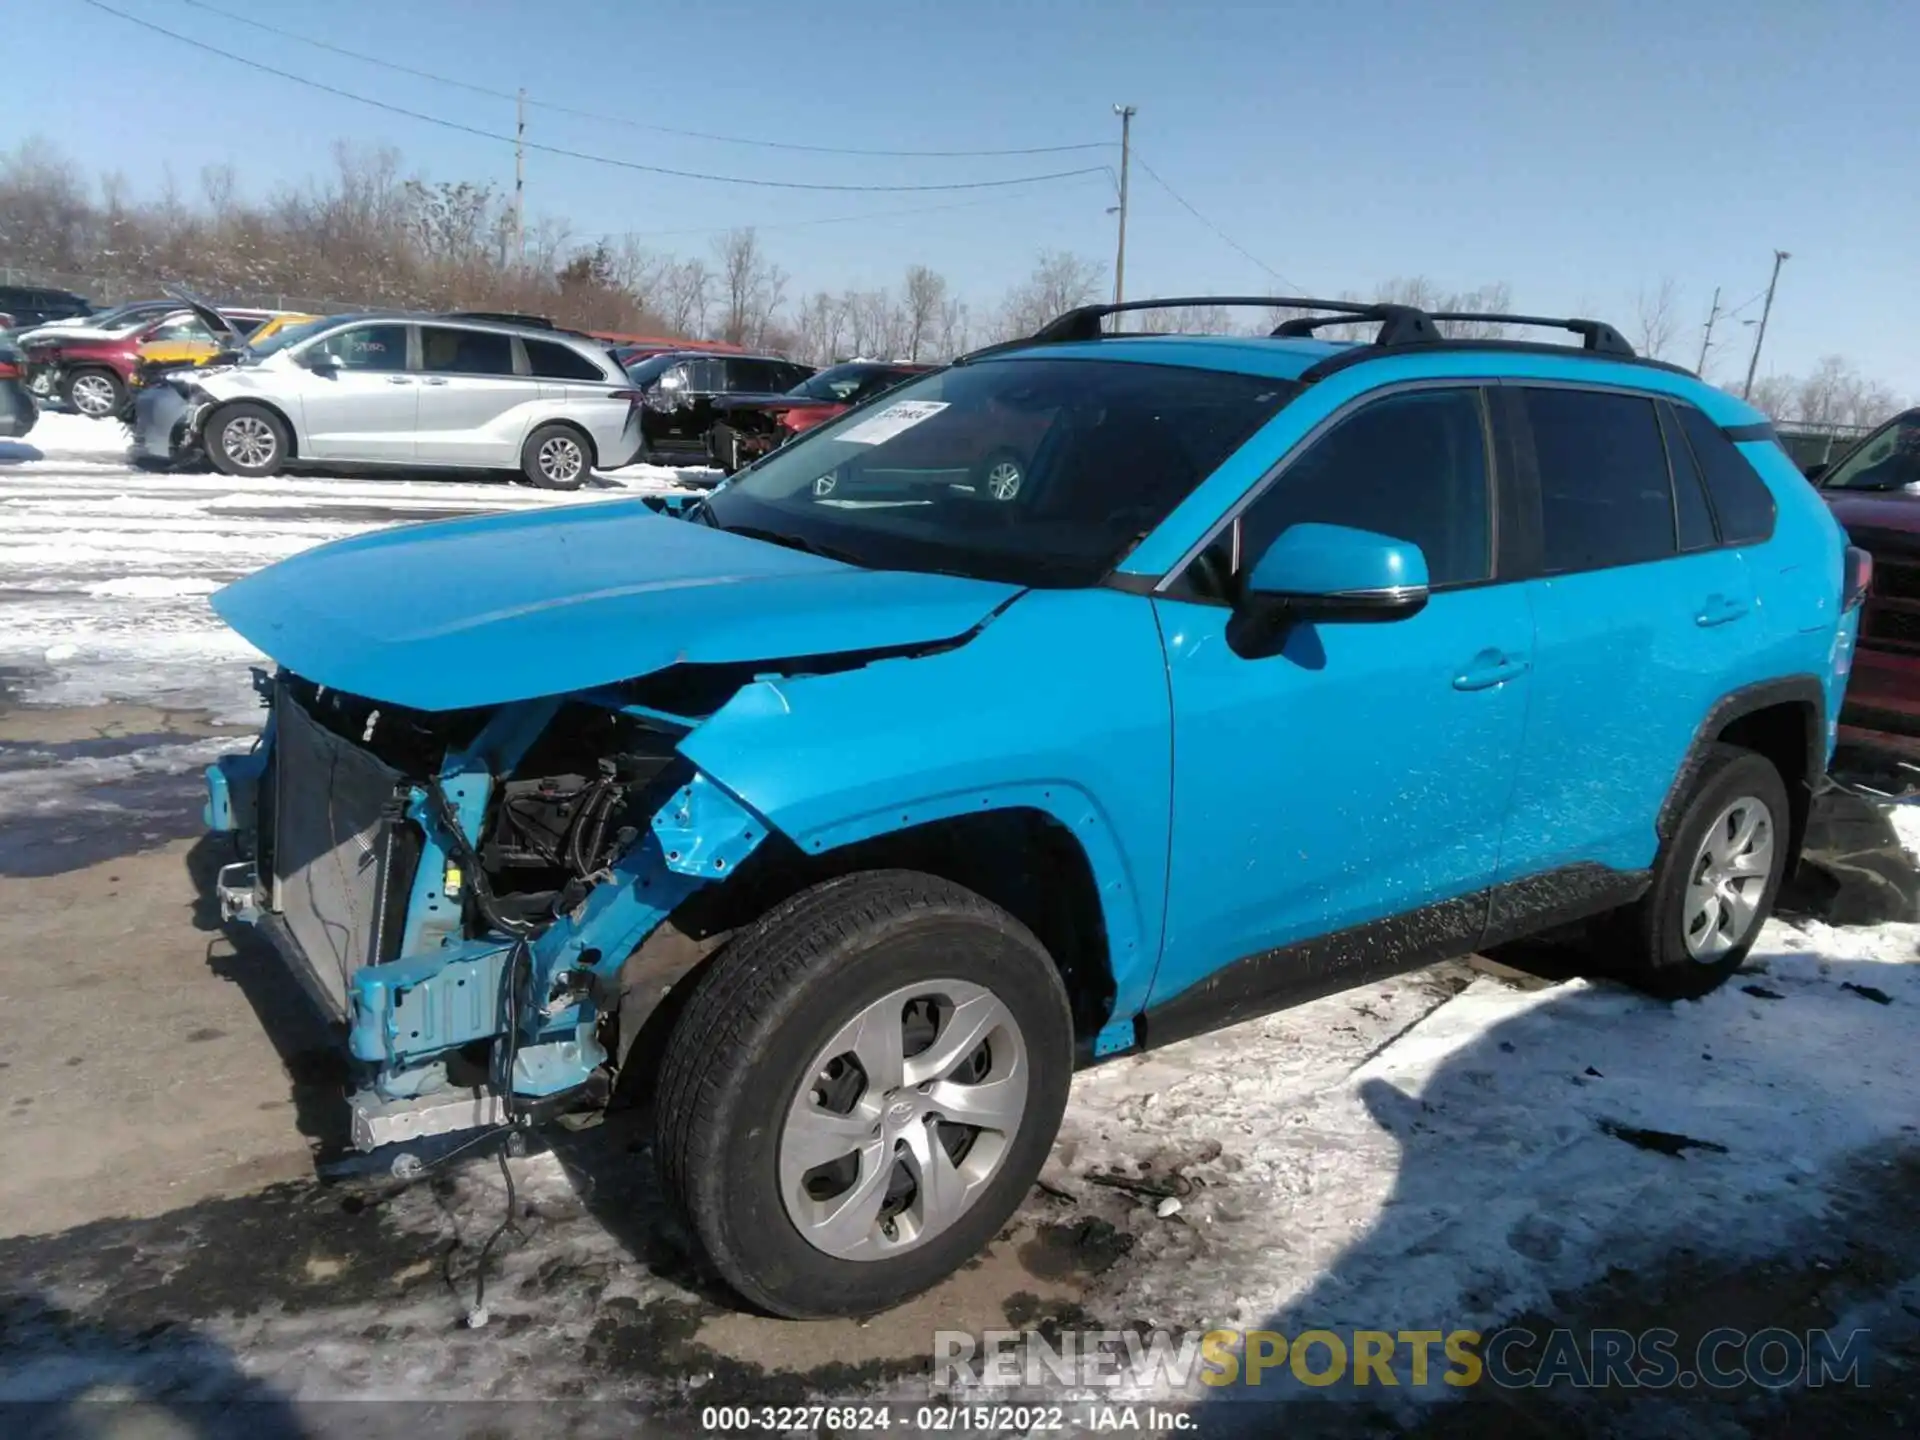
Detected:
left=10, top=0, right=1918, bottom=395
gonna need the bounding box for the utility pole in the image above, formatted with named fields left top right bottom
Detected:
left=513, top=87, right=526, bottom=268
left=1741, top=249, right=1790, bottom=401
left=1696, top=285, right=1722, bottom=375
left=1112, top=104, right=1135, bottom=315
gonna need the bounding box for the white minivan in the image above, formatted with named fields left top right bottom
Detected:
left=134, top=306, right=645, bottom=489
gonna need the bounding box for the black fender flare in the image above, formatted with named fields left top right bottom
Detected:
left=1656, top=673, right=1826, bottom=862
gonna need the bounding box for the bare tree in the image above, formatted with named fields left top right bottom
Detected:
left=794, top=290, right=848, bottom=365
left=1634, top=277, right=1681, bottom=361
left=994, top=250, right=1106, bottom=340
left=902, top=265, right=946, bottom=361
left=713, top=228, right=787, bottom=347
left=937, top=295, right=970, bottom=358
left=656, top=258, right=712, bottom=338
left=1742, top=358, right=1904, bottom=429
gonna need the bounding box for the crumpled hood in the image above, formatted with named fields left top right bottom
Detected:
left=212, top=499, right=1021, bottom=711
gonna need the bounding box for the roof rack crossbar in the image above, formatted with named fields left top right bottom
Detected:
left=989, top=294, right=1650, bottom=371
left=1426, top=312, right=1636, bottom=357
left=1030, top=296, right=1386, bottom=345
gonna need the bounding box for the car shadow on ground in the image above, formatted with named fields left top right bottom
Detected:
left=0, top=1291, right=310, bottom=1439
left=1183, top=939, right=1920, bottom=1438
left=184, top=835, right=352, bottom=1154
left=0, top=440, right=45, bottom=465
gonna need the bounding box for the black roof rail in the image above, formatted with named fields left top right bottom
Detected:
left=1427, top=312, right=1636, bottom=357
left=955, top=294, right=1686, bottom=379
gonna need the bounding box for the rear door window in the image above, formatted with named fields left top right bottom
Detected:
left=418, top=326, right=516, bottom=376
left=1522, top=388, right=1676, bottom=573
left=1674, top=405, right=1778, bottom=544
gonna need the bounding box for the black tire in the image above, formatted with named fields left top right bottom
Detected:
left=61, top=367, right=124, bottom=420
left=1611, top=744, right=1790, bottom=1000
left=521, top=423, right=592, bottom=489
left=206, top=402, right=289, bottom=479
left=655, top=870, right=1074, bottom=1318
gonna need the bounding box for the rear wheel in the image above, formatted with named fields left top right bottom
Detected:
left=62, top=367, right=124, bottom=420
left=522, top=423, right=590, bottom=489
left=654, top=871, right=1073, bottom=1318
left=206, top=403, right=289, bottom=478
left=1611, top=744, right=1789, bottom=999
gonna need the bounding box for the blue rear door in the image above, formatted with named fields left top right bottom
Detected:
left=1493, top=384, right=1766, bottom=883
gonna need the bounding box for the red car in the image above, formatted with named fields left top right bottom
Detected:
left=21, top=305, right=283, bottom=418
left=706, top=360, right=935, bottom=472
left=1812, top=408, right=1920, bottom=755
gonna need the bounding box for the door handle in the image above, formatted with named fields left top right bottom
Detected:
left=386, top=376, right=413, bottom=385
left=1452, top=650, right=1530, bottom=692
left=1695, top=594, right=1750, bottom=627
left=423, top=377, right=448, bottom=386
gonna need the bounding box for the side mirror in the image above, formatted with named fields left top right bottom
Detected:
left=1804, top=461, right=1831, bottom=483
left=301, top=347, right=339, bottom=371
left=1232, top=522, right=1429, bottom=652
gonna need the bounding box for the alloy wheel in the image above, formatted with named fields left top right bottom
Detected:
left=69, top=373, right=118, bottom=417
left=982, top=460, right=1023, bottom=501
left=779, top=979, right=1028, bottom=1261
left=1683, top=795, right=1775, bottom=961
left=539, top=435, right=584, bottom=485
left=222, top=415, right=277, bottom=470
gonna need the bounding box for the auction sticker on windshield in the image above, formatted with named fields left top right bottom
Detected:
left=836, top=400, right=949, bottom=445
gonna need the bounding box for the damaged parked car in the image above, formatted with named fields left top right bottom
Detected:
left=625, top=349, right=816, bottom=465
left=203, top=295, right=1863, bottom=1317
left=136, top=305, right=645, bottom=487
left=706, top=360, right=934, bottom=474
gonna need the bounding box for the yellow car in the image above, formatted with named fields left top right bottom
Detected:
left=131, top=311, right=316, bottom=389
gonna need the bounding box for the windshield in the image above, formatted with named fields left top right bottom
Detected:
left=1822, top=414, right=1920, bottom=492
left=703, top=357, right=1297, bottom=587
left=790, top=364, right=880, bottom=401
left=248, top=315, right=342, bottom=360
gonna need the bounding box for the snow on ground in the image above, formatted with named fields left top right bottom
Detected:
left=1042, top=915, right=1920, bottom=1408
left=0, top=412, right=706, bottom=725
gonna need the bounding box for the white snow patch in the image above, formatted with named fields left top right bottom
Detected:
left=83, top=576, right=224, bottom=599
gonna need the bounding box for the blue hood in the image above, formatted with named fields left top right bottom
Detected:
left=212, top=499, right=1020, bottom=711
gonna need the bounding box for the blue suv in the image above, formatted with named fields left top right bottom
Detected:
left=203, top=297, right=1865, bottom=1317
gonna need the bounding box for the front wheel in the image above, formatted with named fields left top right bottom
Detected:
left=654, top=871, right=1073, bottom=1317
left=1612, top=744, right=1790, bottom=1000
left=206, top=402, right=289, bottom=478
left=522, top=423, right=591, bottom=489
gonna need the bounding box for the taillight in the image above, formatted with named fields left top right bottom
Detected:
left=1843, top=545, right=1873, bottom=612
left=0, top=360, right=18, bottom=380
left=608, top=389, right=643, bottom=405
left=775, top=408, right=804, bottom=432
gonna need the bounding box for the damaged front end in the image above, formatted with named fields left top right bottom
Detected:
left=207, top=668, right=769, bottom=1152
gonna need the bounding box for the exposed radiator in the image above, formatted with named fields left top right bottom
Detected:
left=271, top=687, right=410, bottom=1017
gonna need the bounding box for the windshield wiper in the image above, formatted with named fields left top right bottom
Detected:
left=722, top=524, right=866, bottom=567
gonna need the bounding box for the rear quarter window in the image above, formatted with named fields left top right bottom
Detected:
left=1675, top=405, right=1778, bottom=545
left=525, top=338, right=607, bottom=381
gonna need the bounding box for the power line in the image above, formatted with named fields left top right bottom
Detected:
left=176, top=0, right=1110, bottom=160
left=621, top=176, right=1112, bottom=240
left=1130, top=148, right=1300, bottom=291
left=83, top=1, right=1110, bottom=193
